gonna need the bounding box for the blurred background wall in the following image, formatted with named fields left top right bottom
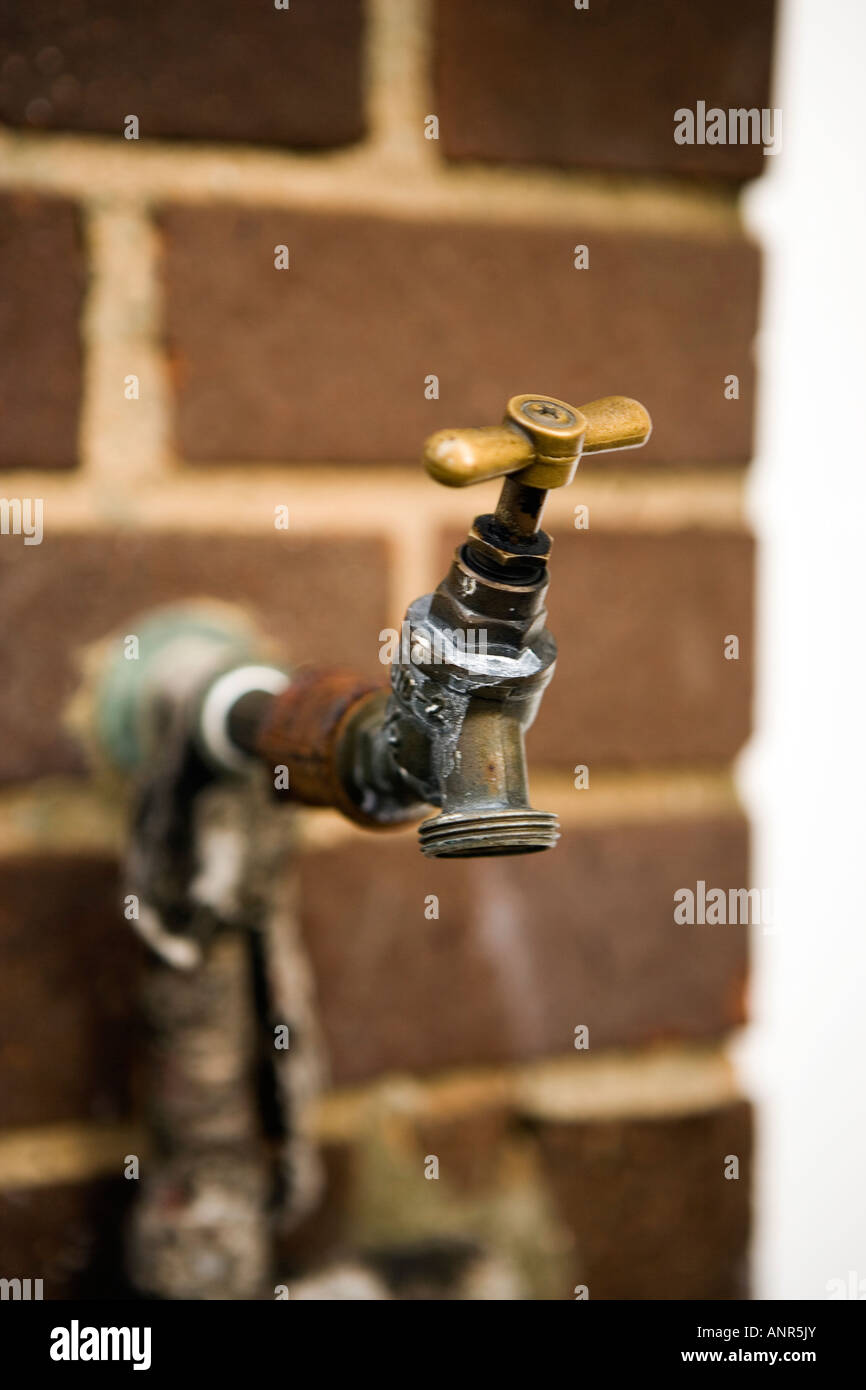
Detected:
left=0, top=0, right=779, bottom=1298
left=738, top=0, right=866, bottom=1300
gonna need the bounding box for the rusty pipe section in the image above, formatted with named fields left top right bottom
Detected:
left=231, top=669, right=423, bottom=830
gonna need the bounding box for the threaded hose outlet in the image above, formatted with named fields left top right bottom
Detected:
left=418, top=808, right=560, bottom=859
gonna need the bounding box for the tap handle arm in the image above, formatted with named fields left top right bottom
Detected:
left=578, top=395, right=653, bottom=454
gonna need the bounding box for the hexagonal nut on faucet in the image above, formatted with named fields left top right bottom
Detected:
left=465, top=517, right=553, bottom=575
left=429, top=548, right=552, bottom=652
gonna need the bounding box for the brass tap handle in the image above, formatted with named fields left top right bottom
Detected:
left=578, top=396, right=653, bottom=455
left=424, top=393, right=651, bottom=492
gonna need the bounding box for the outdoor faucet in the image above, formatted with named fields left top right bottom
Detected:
left=208, top=392, right=651, bottom=858
left=87, top=392, right=650, bottom=861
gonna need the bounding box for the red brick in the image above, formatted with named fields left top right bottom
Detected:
left=533, top=1101, right=752, bottom=1298
left=0, top=532, right=388, bottom=783
left=0, top=0, right=364, bottom=147
left=0, top=192, right=83, bottom=469
left=160, top=206, right=759, bottom=467
left=0, top=856, right=142, bottom=1127
left=438, top=527, right=755, bottom=767
left=435, top=0, right=777, bottom=181
left=298, top=817, right=749, bottom=1084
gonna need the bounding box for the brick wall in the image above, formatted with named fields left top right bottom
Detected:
left=0, top=0, right=775, bottom=1298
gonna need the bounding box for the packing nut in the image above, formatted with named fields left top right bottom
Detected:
left=466, top=518, right=553, bottom=571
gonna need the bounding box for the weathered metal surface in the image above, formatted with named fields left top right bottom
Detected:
left=254, top=667, right=402, bottom=826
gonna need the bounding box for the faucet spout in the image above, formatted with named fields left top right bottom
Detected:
left=418, top=699, right=559, bottom=858
left=365, top=528, right=560, bottom=856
